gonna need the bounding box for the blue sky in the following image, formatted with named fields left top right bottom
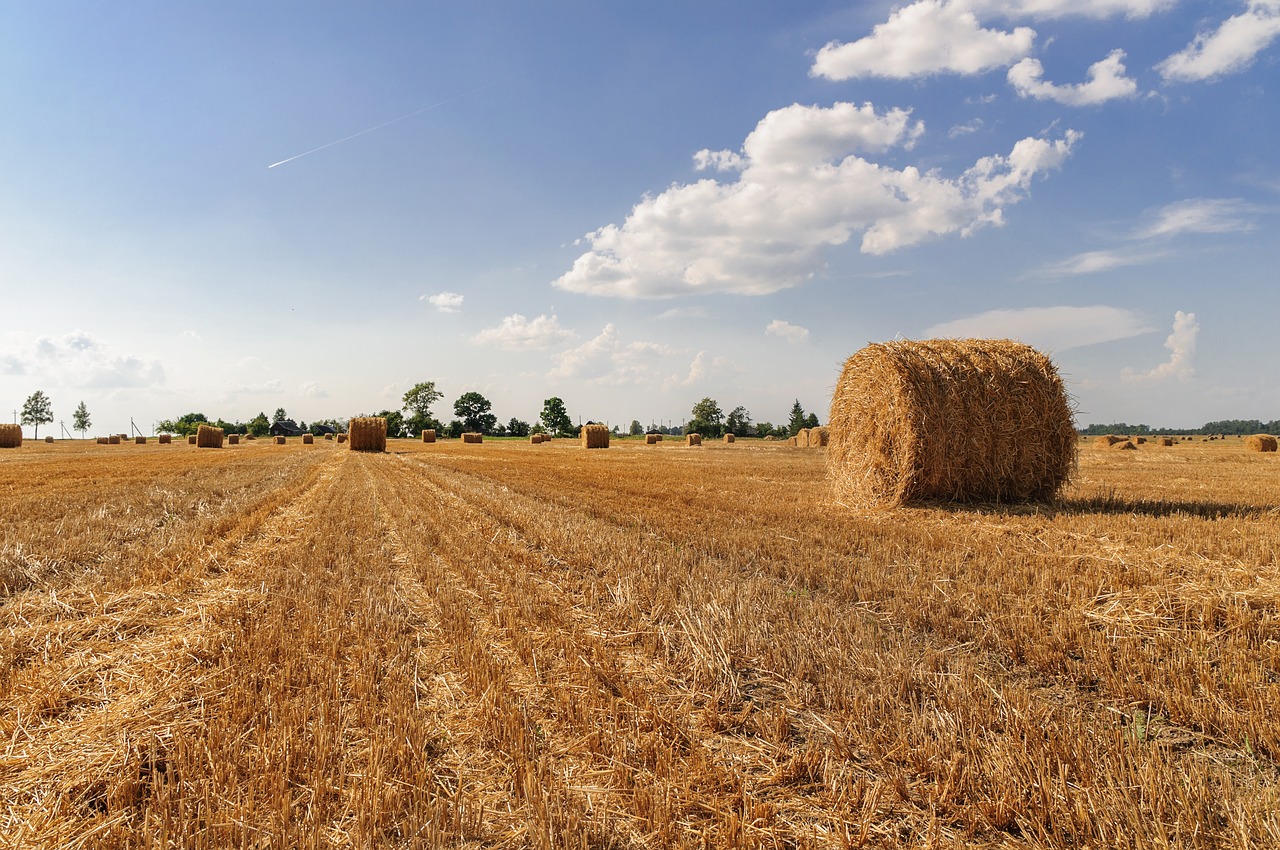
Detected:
left=2, top=1, right=1277, bottom=435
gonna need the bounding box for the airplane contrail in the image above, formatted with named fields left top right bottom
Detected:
left=268, top=75, right=520, bottom=169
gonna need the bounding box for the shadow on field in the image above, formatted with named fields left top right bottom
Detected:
left=933, top=492, right=1276, bottom=520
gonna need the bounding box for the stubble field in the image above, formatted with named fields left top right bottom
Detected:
left=1, top=436, right=1278, bottom=848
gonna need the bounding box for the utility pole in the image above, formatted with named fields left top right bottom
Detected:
left=60, top=420, right=71, bottom=439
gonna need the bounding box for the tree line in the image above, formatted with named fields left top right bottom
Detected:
left=1080, top=419, right=1280, bottom=436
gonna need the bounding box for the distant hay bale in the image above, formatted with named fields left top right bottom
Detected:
left=274, top=436, right=286, bottom=445
left=796, top=428, right=811, bottom=448
left=302, top=434, right=314, bottom=444
left=1158, top=437, right=1174, bottom=447
left=349, top=417, right=388, bottom=452
left=1245, top=434, right=1278, bottom=453
left=196, top=424, right=224, bottom=448
left=810, top=427, right=829, bottom=447
left=686, top=433, right=702, bottom=446
left=1113, top=440, right=1137, bottom=450
left=462, top=432, right=483, bottom=444
left=761, top=435, right=778, bottom=442
left=118, top=433, right=128, bottom=441
left=787, top=436, right=798, bottom=447
left=581, top=423, right=610, bottom=449
left=337, top=433, right=348, bottom=444
left=44, top=436, right=54, bottom=443
left=245, top=434, right=256, bottom=441
left=645, top=434, right=660, bottom=445
left=828, top=339, right=1076, bottom=508
left=186, top=435, right=196, bottom=445
left=723, top=434, right=735, bottom=443
left=421, top=429, right=436, bottom=443
left=1094, top=435, right=1124, bottom=447
left=0, top=425, right=22, bottom=448
left=96, top=436, right=110, bottom=445
left=134, top=436, right=146, bottom=444
left=324, top=433, right=333, bottom=440
left=530, top=435, right=542, bottom=444
left=227, top=434, right=240, bottom=445
left=1135, top=436, right=1146, bottom=444
left=110, top=435, right=123, bottom=445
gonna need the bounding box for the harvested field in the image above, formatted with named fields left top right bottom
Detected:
left=1, top=438, right=1278, bottom=848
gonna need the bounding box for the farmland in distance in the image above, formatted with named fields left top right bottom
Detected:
left=2, top=437, right=1278, bottom=848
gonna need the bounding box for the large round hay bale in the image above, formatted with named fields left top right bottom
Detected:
left=581, top=423, right=610, bottom=449
left=828, top=339, right=1076, bottom=508
left=227, top=434, right=240, bottom=445
left=462, top=432, right=483, bottom=444
left=274, top=436, right=286, bottom=445
left=337, top=433, right=348, bottom=444
left=196, top=424, right=224, bottom=448
left=1158, top=437, right=1174, bottom=447
left=302, top=433, right=314, bottom=445
left=96, top=436, right=110, bottom=445
left=645, top=434, right=660, bottom=445
left=787, top=436, right=798, bottom=447
left=44, top=435, right=55, bottom=443
left=349, top=417, right=387, bottom=452
left=810, top=427, right=829, bottom=447
left=686, top=433, right=702, bottom=446
left=324, top=433, right=333, bottom=440
left=0, top=424, right=22, bottom=448
left=723, top=433, right=735, bottom=444
left=158, top=434, right=172, bottom=445
left=796, top=428, right=811, bottom=448
left=421, top=429, right=436, bottom=443
left=1134, top=436, right=1147, bottom=445
left=1245, top=434, right=1278, bottom=453
left=529, top=434, right=541, bottom=444
left=135, top=436, right=147, bottom=445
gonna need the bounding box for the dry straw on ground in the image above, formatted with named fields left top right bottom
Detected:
left=302, top=434, right=314, bottom=445
left=828, top=338, right=1076, bottom=508
left=462, top=432, right=483, bottom=444
left=421, top=429, right=436, bottom=443
left=723, top=434, right=735, bottom=443
left=348, top=417, right=387, bottom=452
left=581, top=423, right=610, bottom=449
left=196, top=425, right=224, bottom=449
left=158, top=434, right=171, bottom=445
left=645, top=434, right=660, bottom=445
left=686, top=434, right=702, bottom=446
left=0, top=424, right=22, bottom=448
left=1245, top=434, right=1278, bottom=452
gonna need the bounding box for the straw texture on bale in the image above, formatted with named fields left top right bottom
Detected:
left=828, top=339, right=1076, bottom=508
left=796, top=428, right=811, bottom=448
left=810, top=427, right=829, bottom=447
left=1114, top=440, right=1137, bottom=451
left=421, top=429, right=436, bottom=443
left=349, top=417, right=387, bottom=452
left=1094, top=435, right=1124, bottom=447
left=581, top=423, right=610, bottom=449
left=1245, top=434, right=1278, bottom=453
left=302, top=433, right=314, bottom=444
left=787, top=436, right=798, bottom=447
left=45, top=436, right=54, bottom=443
left=337, top=433, right=348, bottom=444
left=274, top=436, right=286, bottom=445
left=158, top=434, right=172, bottom=445
left=686, top=434, right=702, bottom=446
left=110, top=435, right=122, bottom=445
left=723, top=434, right=735, bottom=443
left=462, top=432, right=483, bottom=444
left=1135, top=436, right=1147, bottom=445
left=95, top=436, right=110, bottom=445
left=529, top=435, right=542, bottom=444
left=196, top=424, right=224, bottom=449
left=186, top=435, right=197, bottom=445
left=135, top=436, right=147, bottom=444
left=227, top=434, right=240, bottom=445
left=645, top=434, right=660, bottom=445
left=0, top=424, right=22, bottom=448
left=324, top=433, right=333, bottom=440
left=1158, top=437, right=1174, bottom=447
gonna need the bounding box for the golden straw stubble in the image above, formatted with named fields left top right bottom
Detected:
left=349, top=417, right=387, bottom=452
left=827, top=338, right=1076, bottom=508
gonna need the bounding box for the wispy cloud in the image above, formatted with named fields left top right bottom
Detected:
left=1123, top=311, right=1199, bottom=380
left=1158, top=0, right=1280, bottom=82
left=924, top=305, right=1154, bottom=351
left=1038, top=248, right=1167, bottom=277
left=1, top=330, right=166, bottom=389
left=1134, top=198, right=1259, bottom=239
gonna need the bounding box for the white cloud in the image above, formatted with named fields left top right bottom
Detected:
left=970, top=0, right=1175, bottom=18
left=553, top=101, right=1079, bottom=298
left=549, top=324, right=677, bottom=385
left=811, top=0, right=1036, bottom=80
left=1134, top=198, right=1259, bottom=239
left=765, top=319, right=810, bottom=343
left=924, top=305, right=1154, bottom=351
left=1123, top=311, right=1199, bottom=380
left=300, top=381, right=328, bottom=398
left=472, top=313, right=575, bottom=351
left=1, top=330, right=166, bottom=389
left=1008, top=49, right=1139, bottom=105
left=1039, top=249, right=1167, bottom=276
left=422, top=291, right=464, bottom=313
left=948, top=118, right=984, bottom=138
left=657, top=306, right=709, bottom=320
left=1157, top=0, right=1280, bottom=82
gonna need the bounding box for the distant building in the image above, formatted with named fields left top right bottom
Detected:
left=269, top=419, right=306, bottom=438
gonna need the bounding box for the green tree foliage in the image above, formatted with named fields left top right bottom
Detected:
left=403, top=381, right=444, bottom=436
left=688, top=397, right=724, bottom=437
left=156, top=412, right=209, bottom=437
left=540, top=397, right=573, bottom=437
left=247, top=413, right=271, bottom=437
left=629, top=420, right=643, bottom=436
left=20, top=391, right=53, bottom=439
left=272, top=408, right=288, bottom=424
left=72, top=401, right=91, bottom=438
left=454, top=392, right=497, bottom=434
left=507, top=417, right=530, bottom=437
left=805, top=412, right=820, bottom=429
left=446, top=419, right=464, bottom=438
left=725, top=406, right=751, bottom=438
left=787, top=400, right=808, bottom=437
left=755, top=420, right=775, bottom=438
left=374, top=409, right=406, bottom=438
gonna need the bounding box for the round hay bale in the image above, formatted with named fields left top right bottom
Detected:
left=787, top=436, right=798, bottom=447
left=186, top=435, right=197, bottom=445
left=302, top=433, right=314, bottom=445
left=796, top=428, right=811, bottom=448
left=1245, top=434, right=1278, bottom=453
left=1094, top=435, right=1123, bottom=447
left=1158, top=437, right=1174, bottom=447
left=274, top=436, right=286, bottom=445
left=421, top=429, right=436, bottom=443
left=349, top=417, right=387, bottom=452
left=157, top=434, right=171, bottom=445
left=324, top=433, right=333, bottom=440
left=110, top=435, right=122, bottom=445
left=810, top=427, right=829, bottom=447
left=337, top=433, right=348, bottom=444
left=227, top=434, right=240, bottom=445
left=828, top=339, right=1076, bottom=508
left=135, top=436, right=147, bottom=445
left=645, top=434, right=660, bottom=445
left=581, top=423, right=610, bottom=449
left=1113, top=440, right=1137, bottom=450
left=96, top=436, right=110, bottom=445
left=1134, top=436, right=1147, bottom=445
left=529, top=434, right=542, bottom=444
left=723, top=433, right=735, bottom=443
left=196, top=424, right=225, bottom=448
left=44, top=435, right=55, bottom=443
left=0, top=424, right=23, bottom=448
left=686, top=433, right=702, bottom=446
left=462, top=432, right=483, bottom=444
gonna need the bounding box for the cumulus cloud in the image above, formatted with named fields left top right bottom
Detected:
left=1134, top=198, right=1259, bottom=239
left=811, top=1, right=1036, bottom=80
left=1, top=330, right=165, bottom=389
left=472, top=313, right=575, bottom=351
left=1008, top=49, right=1139, bottom=105
left=1123, top=311, right=1199, bottom=380
left=553, top=101, right=1079, bottom=298
left=765, top=320, right=810, bottom=343
left=1158, top=0, right=1280, bottom=82
left=422, top=291, right=464, bottom=313
left=549, top=324, right=676, bottom=385
left=924, top=305, right=1153, bottom=351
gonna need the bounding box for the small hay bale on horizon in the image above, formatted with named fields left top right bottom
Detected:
left=227, top=434, right=240, bottom=445
left=196, top=424, right=224, bottom=448
left=421, top=429, right=436, bottom=443
left=462, top=432, right=483, bottom=444
left=349, top=417, right=387, bottom=452
left=0, top=424, right=22, bottom=448
left=158, top=434, right=172, bottom=445
left=110, top=435, right=122, bottom=445
left=95, top=436, right=110, bottom=445
left=186, top=435, right=196, bottom=445
left=1158, top=437, right=1174, bottom=446
left=135, top=436, right=146, bottom=445
left=44, top=436, right=54, bottom=443
left=581, top=423, right=610, bottom=449
left=1135, top=436, right=1147, bottom=445
left=337, top=433, right=348, bottom=444
left=645, top=434, right=660, bottom=445
left=828, top=338, right=1076, bottom=509
left=1245, top=434, right=1278, bottom=453
left=724, top=434, right=735, bottom=443
left=303, top=433, right=314, bottom=444
left=324, top=433, right=333, bottom=440
left=686, top=433, right=702, bottom=446
left=1114, top=440, right=1137, bottom=450
left=1095, top=435, right=1124, bottom=447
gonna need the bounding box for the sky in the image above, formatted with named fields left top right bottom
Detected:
left=2, top=1, right=1278, bottom=436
